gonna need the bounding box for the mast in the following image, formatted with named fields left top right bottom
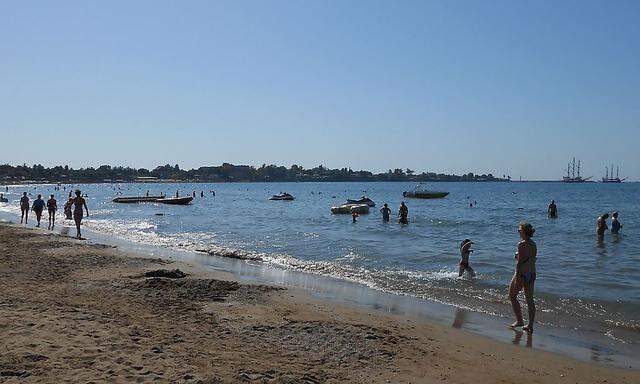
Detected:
left=605, top=166, right=609, bottom=180
left=577, top=159, right=581, bottom=179
left=616, top=165, right=619, bottom=179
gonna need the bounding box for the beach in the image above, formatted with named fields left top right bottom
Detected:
left=1, top=223, right=638, bottom=383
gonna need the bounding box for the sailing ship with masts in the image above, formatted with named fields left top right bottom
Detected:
left=562, top=157, right=592, bottom=183
left=602, top=164, right=626, bottom=183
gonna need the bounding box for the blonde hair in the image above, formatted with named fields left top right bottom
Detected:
left=519, top=222, right=535, bottom=237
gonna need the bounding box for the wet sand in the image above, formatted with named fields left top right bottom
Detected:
left=1, top=223, right=638, bottom=383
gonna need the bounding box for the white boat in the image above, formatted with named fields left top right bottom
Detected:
left=330, top=203, right=370, bottom=214
left=402, top=183, right=449, bottom=199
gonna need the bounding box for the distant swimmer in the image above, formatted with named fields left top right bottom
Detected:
left=611, top=211, right=622, bottom=234
left=175, top=190, right=179, bottom=198
left=509, top=222, right=537, bottom=333
left=71, top=189, right=89, bottom=239
left=200, top=191, right=204, bottom=198
left=398, top=202, right=408, bottom=224
left=32, top=194, right=45, bottom=227
left=20, top=192, right=30, bottom=224
left=547, top=200, right=558, bottom=218
left=596, top=213, right=609, bottom=240
left=146, top=190, right=150, bottom=197
left=192, top=191, right=196, bottom=197
left=458, top=239, right=476, bottom=277
left=380, top=203, right=391, bottom=222
left=352, top=211, right=358, bottom=223
left=47, top=194, right=57, bottom=230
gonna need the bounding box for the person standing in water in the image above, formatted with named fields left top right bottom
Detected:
left=32, top=194, right=46, bottom=227
left=47, top=194, right=57, bottom=230
left=380, top=203, right=392, bottom=222
left=398, top=202, right=408, bottom=224
left=596, top=213, right=609, bottom=241
left=509, top=222, right=537, bottom=333
left=547, top=200, right=557, bottom=218
left=611, top=212, right=622, bottom=234
left=20, top=192, right=30, bottom=224
left=352, top=211, right=358, bottom=223
left=458, top=239, right=476, bottom=277
left=71, top=190, right=89, bottom=239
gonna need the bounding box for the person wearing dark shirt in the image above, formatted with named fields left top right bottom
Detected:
left=32, top=194, right=46, bottom=227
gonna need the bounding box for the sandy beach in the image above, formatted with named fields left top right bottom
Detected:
left=1, top=223, right=638, bottom=383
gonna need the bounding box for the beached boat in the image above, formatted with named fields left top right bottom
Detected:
left=345, top=196, right=376, bottom=207
left=402, top=183, right=449, bottom=199
left=156, top=196, right=193, bottom=205
left=269, top=193, right=295, bottom=201
left=112, top=195, right=165, bottom=203
left=330, top=203, right=370, bottom=214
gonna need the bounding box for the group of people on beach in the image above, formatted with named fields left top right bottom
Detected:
left=18, top=190, right=89, bottom=238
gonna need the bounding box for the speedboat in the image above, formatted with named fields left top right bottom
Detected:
left=330, top=203, right=370, bottom=214
left=402, top=183, right=449, bottom=199
left=156, top=196, right=193, bottom=205
left=269, top=192, right=294, bottom=201
left=345, top=196, right=375, bottom=207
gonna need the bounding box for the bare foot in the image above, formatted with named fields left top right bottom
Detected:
left=510, top=321, right=524, bottom=328
left=523, top=325, right=534, bottom=333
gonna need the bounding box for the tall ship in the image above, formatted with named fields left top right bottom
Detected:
left=602, top=164, right=626, bottom=183
left=562, top=157, right=592, bottom=183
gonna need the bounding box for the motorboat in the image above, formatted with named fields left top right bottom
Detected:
left=402, top=183, right=449, bottom=199
left=156, top=196, right=193, bottom=205
left=269, top=192, right=294, bottom=201
left=345, top=196, right=375, bottom=207
left=0, top=197, right=8, bottom=203
left=330, top=203, right=370, bottom=214
left=113, top=195, right=165, bottom=203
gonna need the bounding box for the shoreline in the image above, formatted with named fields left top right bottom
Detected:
left=2, top=209, right=639, bottom=370
left=1, top=223, right=639, bottom=382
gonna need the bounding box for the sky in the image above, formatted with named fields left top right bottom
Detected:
left=1, top=0, right=639, bottom=180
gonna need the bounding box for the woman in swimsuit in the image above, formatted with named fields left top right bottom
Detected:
left=71, top=189, right=89, bottom=239
left=509, top=222, right=537, bottom=333
left=596, top=213, right=609, bottom=240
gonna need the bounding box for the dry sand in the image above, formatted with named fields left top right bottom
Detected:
left=1, top=223, right=638, bottom=383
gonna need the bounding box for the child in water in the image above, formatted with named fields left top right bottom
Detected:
left=611, top=211, right=622, bottom=234
left=352, top=211, right=359, bottom=223
left=459, top=239, right=476, bottom=277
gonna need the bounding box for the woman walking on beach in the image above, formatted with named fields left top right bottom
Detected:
left=71, top=189, right=89, bottom=239
left=509, top=222, right=537, bottom=333
left=47, top=194, right=57, bottom=230
left=20, top=192, right=29, bottom=224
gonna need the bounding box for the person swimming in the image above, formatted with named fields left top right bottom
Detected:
left=352, top=211, right=358, bottom=223
left=509, top=222, right=537, bottom=333
left=398, top=202, right=408, bottom=224
left=596, top=213, right=609, bottom=240
left=611, top=211, right=622, bottom=234
left=20, top=192, right=29, bottom=224
left=380, top=203, right=391, bottom=222
left=458, top=239, right=476, bottom=277
left=547, top=200, right=557, bottom=218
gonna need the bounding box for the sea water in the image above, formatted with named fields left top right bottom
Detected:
left=1, top=181, right=638, bottom=347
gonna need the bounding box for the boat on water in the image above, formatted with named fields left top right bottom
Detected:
left=402, top=183, right=449, bottom=199
left=156, top=196, right=193, bottom=205
left=113, top=195, right=165, bottom=203
left=601, top=164, right=626, bottom=183
left=345, top=196, right=376, bottom=207
left=562, top=157, right=592, bottom=183
left=0, top=198, right=8, bottom=203
left=330, top=203, right=370, bottom=214
left=269, top=192, right=295, bottom=201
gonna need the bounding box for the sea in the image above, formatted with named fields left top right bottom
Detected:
left=1, top=181, right=638, bottom=361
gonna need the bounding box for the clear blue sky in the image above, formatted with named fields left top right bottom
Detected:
left=1, top=1, right=638, bottom=180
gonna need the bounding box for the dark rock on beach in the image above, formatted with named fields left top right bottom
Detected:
left=144, top=269, right=186, bottom=278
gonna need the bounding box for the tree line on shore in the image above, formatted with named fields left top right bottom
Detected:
left=0, top=163, right=510, bottom=183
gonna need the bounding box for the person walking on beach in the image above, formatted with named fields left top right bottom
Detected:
left=547, top=200, right=557, bottom=218
left=63, top=195, right=73, bottom=219
left=71, top=190, right=89, bottom=239
left=509, top=222, right=537, bottom=333
left=596, top=213, right=609, bottom=241
left=20, top=192, right=30, bottom=224
left=398, top=202, right=408, bottom=224
left=611, top=212, right=622, bottom=234
left=32, top=194, right=46, bottom=227
left=459, top=239, right=476, bottom=277
left=47, top=194, right=57, bottom=230
left=380, top=203, right=392, bottom=222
